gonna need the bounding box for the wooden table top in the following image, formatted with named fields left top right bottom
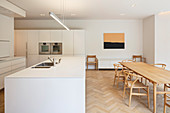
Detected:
left=119, top=62, right=170, bottom=84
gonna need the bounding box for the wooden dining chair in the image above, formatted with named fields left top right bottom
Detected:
left=164, top=84, right=170, bottom=113
left=132, top=55, right=146, bottom=63
left=113, top=64, right=125, bottom=88
left=86, top=55, right=98, bottom=70
left=123, top=70, right=150, bottom=108
left=152, top=63, right=166, bottom=69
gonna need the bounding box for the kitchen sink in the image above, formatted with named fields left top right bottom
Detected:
left=32, top=62, right=54, bottom=68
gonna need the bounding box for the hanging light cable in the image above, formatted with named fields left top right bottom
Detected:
left=49, top=0, right=70, bottom=31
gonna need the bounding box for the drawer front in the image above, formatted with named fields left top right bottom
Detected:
left=0, top=67, right=11, bottom=75
left=11, top=58, right=25, bottom=65
left=11, top=67, right=25, bottom=74
left=11, top=63, right=26, bottom=70
left=0, top=62, right=11, bottom=69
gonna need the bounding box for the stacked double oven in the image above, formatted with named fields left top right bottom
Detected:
left=39, top=43, right=62, bottom=55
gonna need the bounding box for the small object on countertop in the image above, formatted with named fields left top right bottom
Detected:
left=59, top=58, right=61, bottom=63
left=53, top=58, right=57, bottom=67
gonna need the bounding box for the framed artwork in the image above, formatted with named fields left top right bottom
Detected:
left=103, top=33, right=125, bottom=49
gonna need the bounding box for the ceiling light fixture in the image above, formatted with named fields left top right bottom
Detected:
left=71, top=13, right=76, bottom=16
left=131, top=4, right=136, bottom=7
left=159, top=11, right=170, bottom=15
left=120, top=13, right=125, bottom=16
left=40, top=14, right=45, bottom=16
left=49, top=12, right=70, bottom=31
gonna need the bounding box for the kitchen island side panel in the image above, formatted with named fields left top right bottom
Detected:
left=5, top=77, right=85, bottom=113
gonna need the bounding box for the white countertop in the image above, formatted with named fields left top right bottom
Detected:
left=6, top=56, right=85, bottom=78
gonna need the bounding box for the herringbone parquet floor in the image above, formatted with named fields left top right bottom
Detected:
left=86, top=70, right=170, bottom=113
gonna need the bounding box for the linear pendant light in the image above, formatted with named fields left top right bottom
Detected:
left=49, top=12, right=70, bottom=31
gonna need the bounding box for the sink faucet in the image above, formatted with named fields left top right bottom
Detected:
left=48, top=56, right=61, bottom=66
left=48, top=56, right=54, bottom=63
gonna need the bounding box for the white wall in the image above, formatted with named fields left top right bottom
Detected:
left=143, top=15, right=155, bottom=64
left=155, top=14, right=170, bottom=70
left=15, top=19, right=143, bottom=61
left=0, top=14, right=14, bottom=57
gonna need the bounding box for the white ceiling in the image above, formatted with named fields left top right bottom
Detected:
left=7, top=0, right=170, bottom=20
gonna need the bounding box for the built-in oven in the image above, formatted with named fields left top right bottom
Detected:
left=39, top=43, right=51, bottom=54
left=51, top=43, right=62, bottom=55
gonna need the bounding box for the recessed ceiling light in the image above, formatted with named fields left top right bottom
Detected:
left=71, top=13, right=76, bottom=16
left=40, top=14, right=46, bottom=16
left=120, top=13, right=125, bottom=16
left=131, top=4, right=136, bottom=7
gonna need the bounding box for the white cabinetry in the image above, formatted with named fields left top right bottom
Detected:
left=39, top=30, right=50, bottom=42
left=27, top=30, right=39, bottom=55
left=73, top=30, right=85, bottom=55
left=0, top=42, right=10, bottom=57
left=50, top=30, right=62, bottom=42
left=15, top=30, right=85, bottom=67
left=27, top=55, right=39, bottom=67
left=0, top=57, right=26, bottom=89
left=15, top=30, right=27, bottom=56
left=63, top=31, right=74, bottom=55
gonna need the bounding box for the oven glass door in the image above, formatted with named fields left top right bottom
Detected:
left=51, top=43, right=62, bottom=54
left=39, top=43, right=51, bottom=54
left=41, top=45, right=49, bottom=52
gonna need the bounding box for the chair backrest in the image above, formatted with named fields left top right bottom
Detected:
left=87, top=55, right=97, bottom=62
left=152, top=63, right=166, bottom=69
left=113, top=64, right=121, bottom=75
left=123, top=70, right=140, bottom=86
left=132, top=55, right=142, bottom=62
left=122, top=59, right=134, bottom=62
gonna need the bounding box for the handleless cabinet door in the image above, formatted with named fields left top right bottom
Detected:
left=0, top=42, right=10, bottom=57
left=14, top=30, right=27, bottom=56
left=51, top=30, right=62, bottom=42
left=73, top=30, right=85, bottom=55
left=63, top=31, right=73, bottom=55
left=39, top=30, right=51, bottom=42
left=27, top=55, right=40, bottom=67
left=27, top=30, right=39, bottom=55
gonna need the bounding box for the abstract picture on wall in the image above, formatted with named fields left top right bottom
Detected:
left=104, top=33, right=125, bottom=49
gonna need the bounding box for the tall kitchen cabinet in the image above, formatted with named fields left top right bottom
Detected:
left=14, top=30, right=27, bottom=56
left=27, top=30, right=39, bottom=67
left=51, top=30, right=62, bottom=42
left=14, top=30, right=85, bottom=67
left=63, top=31, right=74, bottom=55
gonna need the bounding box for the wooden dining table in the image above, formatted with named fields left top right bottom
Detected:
left=119, top=62, right=170, bottom=113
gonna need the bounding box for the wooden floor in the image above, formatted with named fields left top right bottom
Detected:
left=0, top=89, right=4, bottom=113
left=86, top=70, right=170, bottom=113
left=0, top=70, right=170, bottom=113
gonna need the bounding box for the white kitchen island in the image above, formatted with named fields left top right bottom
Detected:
left=5, top=56, right=85, bottom=113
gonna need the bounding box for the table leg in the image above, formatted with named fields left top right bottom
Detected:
left=153, top=83, right=157, bottom=113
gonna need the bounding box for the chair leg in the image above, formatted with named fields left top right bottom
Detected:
left=87, top=64, right=88, bottom=70
left=95, top=63, right=97, bottom=70
left=129, top=88, right=133, bottom=107
left=123, top=85, right=126, bottom=99
left=164, top=84, right=167, bottom=113
left=138, top=88, right=140, bottom=98
left=147, top=87, right=150, bottom=109
left=164, top=95, right=167, bottom=113
left=117, top=76, right=120, bottom=88
left=113, top=76, right=116, bottom=85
